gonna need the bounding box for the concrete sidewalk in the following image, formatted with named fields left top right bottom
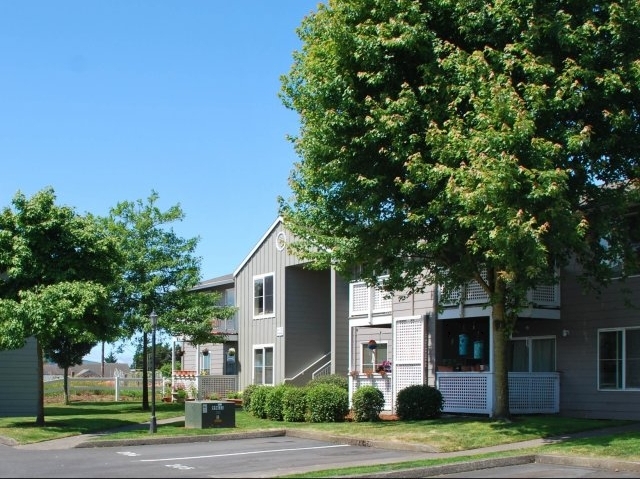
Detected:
left=6, top=417, right=640, bottom=476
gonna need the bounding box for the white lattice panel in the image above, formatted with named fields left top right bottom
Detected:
left=529, top=285, right=559, bottom=306
left=394, top=318, right=424, bottom=363
left=508, top=373, right=559, bottom=413
left=350, top=282, right=369, bottom=315
left=438, top=374, right=490, bottom=413
left=439, top=285, right=461, bottom=305
left=352, top=375, right=394, bottom=411
left=373, top=289, right=392, bottom=312
left=394, top=364, right=423, bottom=398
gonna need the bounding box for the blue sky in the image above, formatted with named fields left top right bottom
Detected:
left=1, top=1, right=322, bottom=364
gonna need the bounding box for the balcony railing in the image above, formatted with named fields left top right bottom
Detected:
left=436, top=371, right=560, bottom=415
left=439, top=272, right=560, bottom=309
left=211, top=317, right=237, bottom=334
left=349, top=279, right=393, bottom=317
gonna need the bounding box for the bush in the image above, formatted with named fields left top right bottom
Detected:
left=306, top=374, right=348, bottom=391
left=282, top=387, right=308, bottom=422
left=351, top=386, right=385, bottom=422
left=249, top=385, right=272, bottom=419
left=241, top=384, right=260, bottom=413
left=396, top=384, right=444, bottom=420
left=265, top=384, right=290, bottom=421
left=305, top=384, right=349, bottom=423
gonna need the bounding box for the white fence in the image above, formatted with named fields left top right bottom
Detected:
left=44, top=376, right=165, bottom=401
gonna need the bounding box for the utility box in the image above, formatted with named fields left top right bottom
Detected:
left=185, top=401, right=236, bottom=429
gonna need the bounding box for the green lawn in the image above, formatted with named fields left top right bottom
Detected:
left=2, top=401, right=639, bottom=478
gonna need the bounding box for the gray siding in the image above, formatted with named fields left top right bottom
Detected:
left=284, top=266, right=331, bottom=385
left=332, top=271, right=350, bottom=376
left=235, top=221, right=327, bottom=389
left=393, top=288, right=434, bottom=318
left=0, top=337, right=39, bottom=417
left=556, top=269, right=640, bottom=420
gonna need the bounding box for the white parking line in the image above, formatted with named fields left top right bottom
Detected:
left=140, top=444, right=350, bottom=462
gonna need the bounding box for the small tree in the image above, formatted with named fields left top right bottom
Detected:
left=0, top=188, right=122, bottom=425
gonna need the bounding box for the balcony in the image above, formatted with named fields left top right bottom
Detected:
left=349, top=279, right=393, bottom=317
left=439, top=272, right=561, bottom=320
left=211, top=317, right=238, bottom=335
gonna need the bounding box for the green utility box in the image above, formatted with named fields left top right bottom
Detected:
left=184, top=400, right=236, bottom=429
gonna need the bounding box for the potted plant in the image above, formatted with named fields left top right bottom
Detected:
left=172, top=384, right=187, bottom=403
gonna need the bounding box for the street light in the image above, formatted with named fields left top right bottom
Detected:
left=149, top=310, right=158, bottom=433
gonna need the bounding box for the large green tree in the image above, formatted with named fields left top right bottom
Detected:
left=279, top=0, right=640, bottom=418
left=0, top=188, right=122, bottom=424
left=107, top=191, right=233, bottom=410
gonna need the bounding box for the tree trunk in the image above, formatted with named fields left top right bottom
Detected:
left=142, top=332, right=149, bottom=411
left=491, top=278, right=511, bottom=420
left=63, top=366, right=70, bottom=405
left=35, top=339, right=45, bottom=426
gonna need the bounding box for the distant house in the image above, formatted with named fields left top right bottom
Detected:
left=0, top=337, right=39, bottom=417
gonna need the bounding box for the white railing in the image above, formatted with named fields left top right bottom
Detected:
left=312, top=361, right=332, bottom=379
left=284, top=352, right=332, bottom=384
left=349, top=279, right=393, bottom=316
left=436, top=372, right=560, bottom=416
left=439, top=278, right=560, bottom=308
left=211, top=316, right=238, bottom=334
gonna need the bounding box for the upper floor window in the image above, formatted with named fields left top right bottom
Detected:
left=508, top=336, right=556, bottom=372
left=598, top=327, right=640, bottom=390
left=253, top=273, right=274, bottom=318
left=222, top=287, right=234, bottom=307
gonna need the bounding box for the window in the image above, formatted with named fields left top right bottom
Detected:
left=361, top=342, right=388, bottom=372
left=253, top=345, right=274, bottom=385
left=222, top=287, right=234, bottom=307
left=253, top=273, right=274, bottom=318
left=201, top=352, right=211, bottom=374
left=508, top=337, right=556, bottom=372
left=599, top=328, right=640, bottom=390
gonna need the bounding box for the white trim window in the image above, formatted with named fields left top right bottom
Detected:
left=253, top=273, right=275, bottom=319
left=508, top=336, right=556, bottom=372
left=361, top=342, right=388, bottom=373
left=201, top=351, right=211, bottom=374
left=598, top=327, right=640, bottom=390
left=253, top=345, right=274, bottom=385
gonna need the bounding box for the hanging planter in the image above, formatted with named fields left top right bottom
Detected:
left=202, top=348, right=209, bottom=356
left=228, top=347, right=236, bottom=357
left=368, top=339, right=377, bottom=350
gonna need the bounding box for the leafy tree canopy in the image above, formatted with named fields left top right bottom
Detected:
left=0, top=188, right=123, bottom=422
left=279, top=0, right=640, bottom=418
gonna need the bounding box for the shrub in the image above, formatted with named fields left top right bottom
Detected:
left=282, top=387, right=308, bottom=422
left=249, top=385, right=272, bottom=419
left=241, top=384, right=259, bottom=413
left=351, top=385, right=385, bottom=422
left=305, top=384, right=349, bottom=423
left=306, top=374, right=348, bottom=391
left=265, top=384, right=290, bottom=421
left=396, top=384, right=444, bottom=420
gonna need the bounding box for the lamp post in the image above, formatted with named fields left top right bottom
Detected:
left=149, top=310, right=158, bottom=433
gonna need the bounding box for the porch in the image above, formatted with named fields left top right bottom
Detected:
left=436, top=371, right=560, bottom=415
left=350, top=371, right=559, bottom=416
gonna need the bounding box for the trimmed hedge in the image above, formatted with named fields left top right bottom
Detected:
left=282, top=386, right=308, bottom=422
left=249, top=385, right=272, bottom=419
left=351, top=385, right=385, bottom=422
left=396, top=384, right=444, bottom=420
left=306, top=374, right=348, bottom=391
left=305, top=384, right=349, bottom=423
left=265, top=384, right=290, bottom=421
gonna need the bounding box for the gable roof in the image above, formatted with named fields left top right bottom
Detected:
left=191, top=273, right=234, bottom=291
left=233, top=216, right=283, bottom=277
